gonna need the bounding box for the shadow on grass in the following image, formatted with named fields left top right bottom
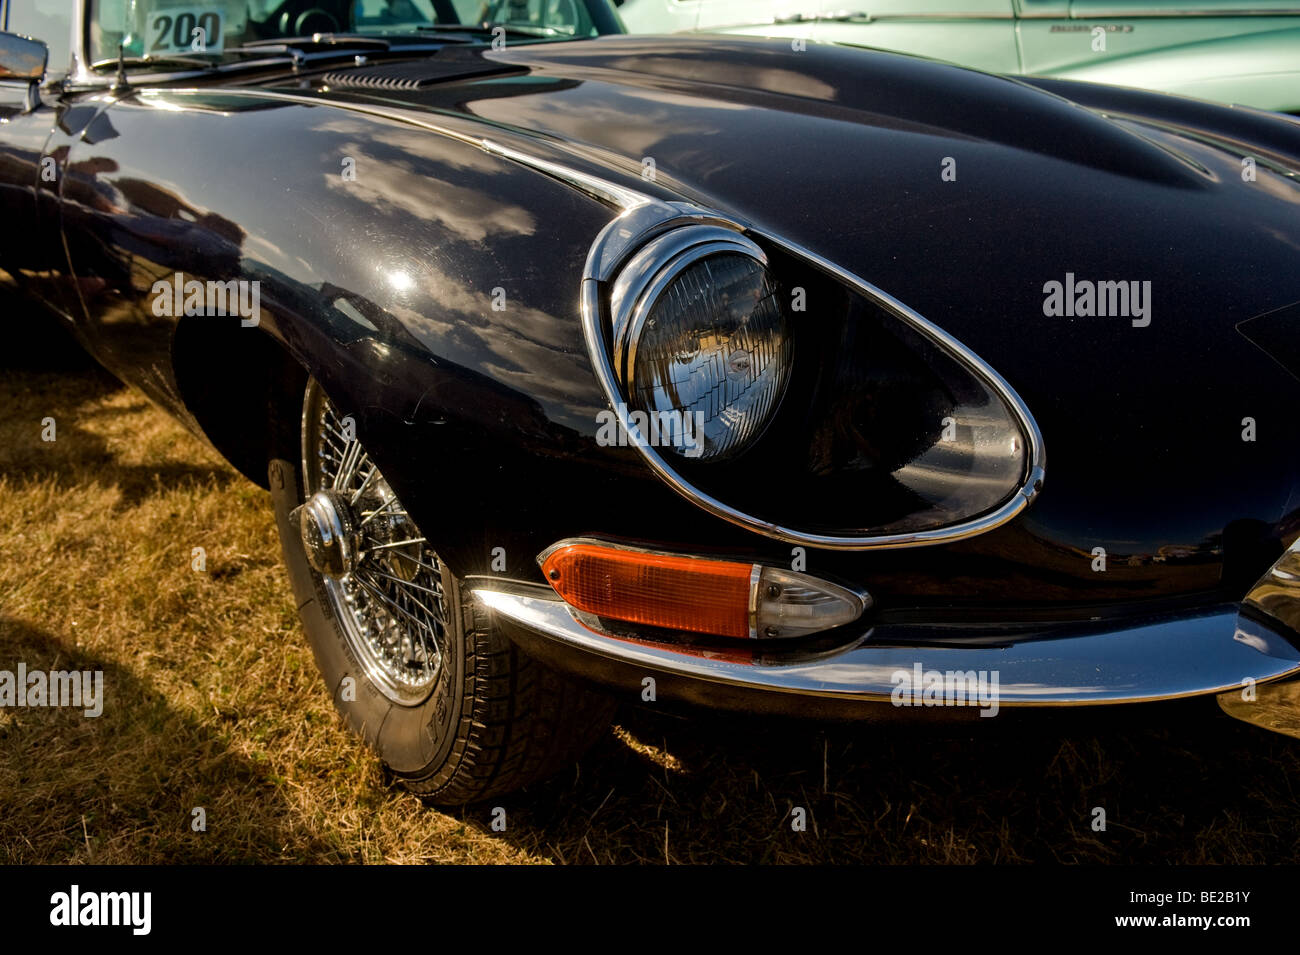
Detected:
left=480, top=696, right=1300, bottom=863
left=0, top=308, right=237, bottom=507
left=0, top=616, right=340, bottom=863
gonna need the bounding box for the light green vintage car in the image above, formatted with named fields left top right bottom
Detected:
left=616, top=0, right=1300, bottom=113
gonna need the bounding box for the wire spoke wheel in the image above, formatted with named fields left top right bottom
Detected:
left=297, top=379, right=445, bottom=705
left=269, top=373, right=616, bottom=801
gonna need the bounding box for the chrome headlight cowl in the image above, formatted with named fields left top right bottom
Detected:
left=608, top=227, right=792, bottom=461
left=580, top=203, right=1045, bottom=551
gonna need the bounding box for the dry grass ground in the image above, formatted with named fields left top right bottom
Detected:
left=1, top=311, right=1298, bottom=864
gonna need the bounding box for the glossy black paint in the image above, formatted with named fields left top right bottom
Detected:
left=4, top=35, right=1300, bottom=636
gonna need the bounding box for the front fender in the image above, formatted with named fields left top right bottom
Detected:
left=57, top=87, right=652, bottom=578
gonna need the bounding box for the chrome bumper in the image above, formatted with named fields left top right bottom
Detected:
left=475, top=537, right=1300, bottom=733
left=475, top=588, right=1300, bottom=708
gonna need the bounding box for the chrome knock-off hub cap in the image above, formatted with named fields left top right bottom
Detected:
left=298, top=490, right=360, bottom=579
left=299, top=380, right=447, bottom=706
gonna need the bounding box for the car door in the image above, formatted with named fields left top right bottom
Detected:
left=0, top=0, right=79, bottom=318
left=1015, top=0, right=1300, bottom=111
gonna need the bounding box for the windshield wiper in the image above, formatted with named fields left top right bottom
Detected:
left=223, top=34, right=394, bottom=54
left=90, top=53, right=222, bottom=71
left=91, top=39, right=397, bottom=76
left=91, top=28, right=504, bottom=75
left=415, top=22, right=565, bottom=39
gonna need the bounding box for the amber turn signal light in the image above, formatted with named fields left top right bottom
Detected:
left=541, top=542, right=753, bottom=637
left=539, top=541, right=869, bottom=640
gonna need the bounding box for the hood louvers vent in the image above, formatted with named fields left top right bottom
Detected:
left=319, top=55, right=522, bottom=91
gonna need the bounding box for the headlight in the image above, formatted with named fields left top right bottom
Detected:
left=581, top=206, right=1044, bottom=549
left=608, top=227, right=792, bottom=461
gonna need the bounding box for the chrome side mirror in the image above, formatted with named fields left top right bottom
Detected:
left=0, top=32, right=48, bottom=83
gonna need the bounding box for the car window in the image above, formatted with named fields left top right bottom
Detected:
left=89, top=0, right=611, bottom=65
left=352, top=0, right=437, bottom=30
left=94, top=0, right=249, bottom=58
left=5, top=0, right=72, bottom=76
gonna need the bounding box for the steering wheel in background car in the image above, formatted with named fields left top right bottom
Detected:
left=280, top=7, right=341, bottom=34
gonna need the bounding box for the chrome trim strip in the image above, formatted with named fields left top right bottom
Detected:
left=482, top=137, right=651, bottom=210
left=476, top=589, right=1300, bottom=707
left=1059, top=8, right=1300, bottom=17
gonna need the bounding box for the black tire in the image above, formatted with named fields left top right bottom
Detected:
left=267, top=374, right=615, bottom=805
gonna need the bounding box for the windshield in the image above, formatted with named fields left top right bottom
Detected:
left=88, top=0, right=622, bottom=67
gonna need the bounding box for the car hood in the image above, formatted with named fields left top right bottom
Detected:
left=296, top=35, right=1300, bottom=336
left=280, top=35, right=1300, bottom=574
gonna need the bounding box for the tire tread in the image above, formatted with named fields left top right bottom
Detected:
left=403, top=584, right=615, bottom=804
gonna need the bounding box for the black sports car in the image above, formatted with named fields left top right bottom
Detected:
left=2, top=0, right=1298, bottom=803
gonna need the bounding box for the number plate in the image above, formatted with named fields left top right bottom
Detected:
left=148, top=7, right=224, bottom=55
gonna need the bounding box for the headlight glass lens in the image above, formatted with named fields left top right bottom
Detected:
left=628, top=252, right=792, bottom=461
